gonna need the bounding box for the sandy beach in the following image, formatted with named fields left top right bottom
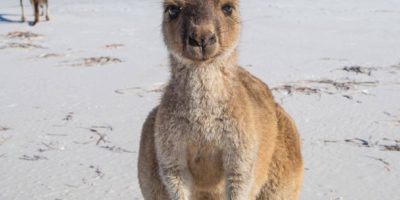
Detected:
left=0, top=0, right=399, bottom=199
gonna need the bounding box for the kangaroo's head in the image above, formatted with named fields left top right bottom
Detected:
left=162, top=0, right=240, bottom=64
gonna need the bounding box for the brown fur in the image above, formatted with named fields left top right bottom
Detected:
left=20, top=0, right=49, bottom=25
left=138, top=0, right=303, bottom=199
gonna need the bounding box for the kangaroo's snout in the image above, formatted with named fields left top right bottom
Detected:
left=184, top=18, right=218, bottom=60
left=188, top=30, right=217, bottom=49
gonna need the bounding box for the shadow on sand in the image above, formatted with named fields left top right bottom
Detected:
left=0, top=14, right=23, bottom=23
left=0, top=14, right=39, bottom=26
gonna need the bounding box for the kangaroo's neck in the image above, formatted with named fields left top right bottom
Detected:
left=168, top=51, right=238, bottom=105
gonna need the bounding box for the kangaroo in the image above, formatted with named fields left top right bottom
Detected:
left=138, top=0, right=303, bottom=199
left=20, top=0, right=49, bottom=25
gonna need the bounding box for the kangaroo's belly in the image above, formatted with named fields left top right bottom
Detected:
left=187, top=143, right=225, bottom=190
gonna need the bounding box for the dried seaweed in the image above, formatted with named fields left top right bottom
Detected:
left=6, top=31, right=43, bottom=40
left=342, top=66, right=376, bottom=76
left=19, top=155, right=48, bottom=161
left=0, top=42, right=47, bottom=49
left=71, top=56, right=123, bottom=67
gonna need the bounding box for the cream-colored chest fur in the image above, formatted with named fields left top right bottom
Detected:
left=165, top=64, right=237, bottom=190
left=164, top=64, right=236, bottom=144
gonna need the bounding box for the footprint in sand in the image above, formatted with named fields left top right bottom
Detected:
left=381, top=111, right=400, bottom=127
left=388, top=63, right=400, bottom=74
left=338, top=63, right=400, bottom=76
left=0, top=126, right=10, bottom=132
left=19, top=155, right=48, bottom=161
left=272, top=85, right=322, bottom=96
left=115, top=83, right=166, bottom=97
left=0, top=126, right=12, bottom=145
left=322, top=137, right=400, bottom=152
left=104, top=43, right=125, bottom=49
left=0, top=42, right=47, bottom=50
left=37, top=53, right=65, bottom=58
left=341, top=66, right=377, bottom=76
left=367, top=156, right=391, bottom=172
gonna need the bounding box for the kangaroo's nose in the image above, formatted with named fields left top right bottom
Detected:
left=188, top=33, right=217, bottom=48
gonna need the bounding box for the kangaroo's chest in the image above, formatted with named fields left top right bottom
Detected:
left=161, top=68, right=238, bottom=189
left=181, top=96, right=231, bottom=143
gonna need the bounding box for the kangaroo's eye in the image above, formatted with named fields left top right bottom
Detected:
left=167, top=5, right=181, bottom=20
left=222, top=4, right=233, bottom=15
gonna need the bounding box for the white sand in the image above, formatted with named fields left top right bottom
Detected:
left=0, top=0, right=399, bottom=199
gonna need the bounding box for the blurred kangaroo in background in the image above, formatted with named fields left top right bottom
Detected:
left=20, top=0, right=49, bottom=25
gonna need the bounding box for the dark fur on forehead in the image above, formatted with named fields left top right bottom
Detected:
left=164, top=0, right=239, bottom=24
left=163, top=0, right=239, bottom=8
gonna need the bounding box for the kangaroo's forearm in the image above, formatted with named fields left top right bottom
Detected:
left=158, top=159, right=191, bottom=200
left=224, top=139, right=259, bottom=200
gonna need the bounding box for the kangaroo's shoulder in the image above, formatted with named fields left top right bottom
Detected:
left=235, top=66, right=275, bottom=104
